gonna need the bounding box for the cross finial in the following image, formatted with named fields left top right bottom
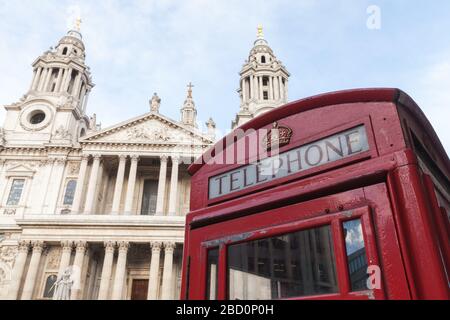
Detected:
left=187, top=82, right=194, bottom=98
left=257, top=24, right=264, bottom=39
left=74, top=17, right=82, bottom=32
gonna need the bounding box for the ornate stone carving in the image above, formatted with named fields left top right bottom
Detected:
left=117, top=241, right=130, bottom=252
left=126, top=125, right=171, bottom=142
left=104, top=241, right=116, bottom=252
left=163, top=242, right=176, bottom=253
left=46, top=248, right=61, bottom=269
left=0, top=246, right=18, bottom=263
left=61, top=240, right=73, bottom=253
left=68, top=162, right=79, bottom=175
left=150, top=241, right=162, bottom=253
left=31, top=241, right=45, bottom=253
left=53, top=125, right=72, bottom=140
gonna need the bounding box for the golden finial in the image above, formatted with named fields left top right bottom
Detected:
left=74, top=17, right=82, bottom=32
left=187, top=82, right=194, bottom=98
left=257, top=24, right=264, bottom=39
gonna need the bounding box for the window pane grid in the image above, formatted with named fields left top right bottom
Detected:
left=6, top=179, right=25, bottom=206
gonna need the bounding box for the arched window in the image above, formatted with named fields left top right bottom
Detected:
left=43, top=274, right=58, bottom=298
left=261, top=56, right=266, bottom=63
left=62, top=47, right=68, bottom=55
left=63, top=180, right=77, bottom=205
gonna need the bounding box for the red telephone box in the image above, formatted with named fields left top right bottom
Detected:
left=181, top=88, right=450, bottom=300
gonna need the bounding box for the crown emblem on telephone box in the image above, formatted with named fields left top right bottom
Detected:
left=263, top=122, right=293, bottom=151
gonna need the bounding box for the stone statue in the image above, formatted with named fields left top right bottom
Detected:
left=52, top=268, right=74, bottom=300
left=150, top=93, right=161, bottom=113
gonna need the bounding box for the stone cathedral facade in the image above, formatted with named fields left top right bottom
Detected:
left=0, top=26, right=288, bottom=300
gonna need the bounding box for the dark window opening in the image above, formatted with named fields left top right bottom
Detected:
left=262, top=77, right=269, bottom=86
left=261, top=56, right=266, bottom=63
left=263, top=91, right=269, bottom=100
left=30, top=112, right=46, bottom=125
left=62, top=47, right=68, bottom=55
left=43, top=275, right=58, bottom=298
left=141, top=180, right=158, bottom=215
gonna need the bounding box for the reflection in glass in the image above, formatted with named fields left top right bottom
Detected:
left=227, top=226, right=338, bottom=300
left=206, top=248, right=219, bottom=300
left=343, top=219, right=369, bottom=291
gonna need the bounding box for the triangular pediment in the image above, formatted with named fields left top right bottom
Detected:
left=81, top=112, right=213, bottom=146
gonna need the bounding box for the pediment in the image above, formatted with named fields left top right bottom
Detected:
left=81, top=112, right=213, bottom=146
left=5, top=164, right=36, bottom=177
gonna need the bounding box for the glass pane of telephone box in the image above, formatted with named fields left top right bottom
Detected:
left=227, top=225, right=338, bottom=300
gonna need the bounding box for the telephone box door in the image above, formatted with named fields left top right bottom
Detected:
left=186, top=183, right=410, bottom=300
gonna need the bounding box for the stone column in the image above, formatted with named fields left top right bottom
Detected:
left=161, top=242, right=176, bottom=300
left=55, top=68, right=64, bottom=92
left=37, top=68, right=48, bottom=91
left=57, top=241, right=73, bottom=278
left=43, top=68, right=53, bottom=92
left=84, top=154, right=101, bottom=214
left=278, top=76, right=283, bottom=100
left=8, top=241, right=29, bottom=300
left=274, top=76, right=280, bottom=100
left=21, top=241, right=45, bottom=300
left=72, top=72, right=82, bottom=96
left=111, top=241, right=129, bottom=300
left=269, top=77, right=274, bottom=100
left=111, top=155, right=127, bottom=215
left=71, top=155, right=89, bottom=214
left=242, top=78, right=247, bottom=103
left=71, top=241, right=88, bottom=300
left=124, top=155, right=139, bottom=215
left=284, top=79, right=288, bottom=101
left=168, top=156, right=180, bottom=215
left=249, top=75, right=254, bottom=100
left=259, top=76, right=263, bottom=100
left=98, top=241, right=115, bottom=300
left=46, top=158, right=67, bottom=214
left=147, top=242, right=162, bottom=300
left=82, top=90, right=90, bottom=113
left=155, top=155, right=168, bottom=215
left=62, top=68, right=72, bottom=93
left=30, top=67, right=40, bottom=91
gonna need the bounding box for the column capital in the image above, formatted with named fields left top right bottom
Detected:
left=74, top=241, right=88, bottom=251
left=118, top=154, right=128, bottom=161
left=164, top=242, right=176, bottom=253
left=81, top=154, right=90, bottom=161
left=104, top=241, right=116, bottom=252
left=171, top=155, right=180, bottom=163
left=130, top=154, right=140, bottom=162
left=18, top=240, right=30, bottom=253
left=117, top=241, right=130, bottom=252
left=160, top=155, right=169, bottom=162
left=31, top=241, right=45, bottom=253
left=92, top=154, right=102, bottom=161
left=61, top=240, right=73, bottom=253
left=150, top=241, right=162, bottom=253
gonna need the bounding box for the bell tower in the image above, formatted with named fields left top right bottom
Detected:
left=232, top=26, right=290, bottom=129
left=180, top=82, right=198, bottom=128
left=2, top=19, right=95, bottom=146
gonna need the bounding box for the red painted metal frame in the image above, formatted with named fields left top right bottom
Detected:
left=206, top=117, right=378, bottom=206
left=181, top=88, right=450, bottom=300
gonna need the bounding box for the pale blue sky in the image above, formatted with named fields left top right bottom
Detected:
left=0, top=0, right=449, bottom=153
